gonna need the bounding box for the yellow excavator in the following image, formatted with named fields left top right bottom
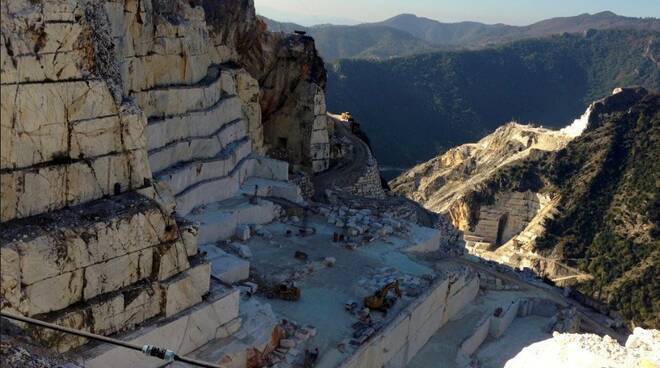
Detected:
left=363, top=280, right=402, bottom=312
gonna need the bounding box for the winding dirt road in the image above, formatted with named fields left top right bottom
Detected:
left=312, top=115, right=370, bottom=199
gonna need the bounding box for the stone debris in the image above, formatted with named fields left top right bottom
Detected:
left=311, top=192, right=464, bottom=255
left=262, top=319, right=318, bottom=368
left=231, top=243, right=253, bottom=259
left=243, top=281, right=259, bottom=294
left=357, top=267, right=433, bottom=301
left=235, top=224, right=251, bottom=242
left=315, top=202, right=412, bottom=248
left=0, top=339, right=79, bottom=368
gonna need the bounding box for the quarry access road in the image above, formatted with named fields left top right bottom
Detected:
left=312, top=115, right=370, bottom=199
left=444, top=256, right=627, bottom=343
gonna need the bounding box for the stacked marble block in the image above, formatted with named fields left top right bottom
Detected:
left=81, top=286, right=241, bottom=368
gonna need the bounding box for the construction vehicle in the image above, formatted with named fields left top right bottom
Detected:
left=266, top=282, right=301, bottom=301
left=363, top=280, right=402, bottom=312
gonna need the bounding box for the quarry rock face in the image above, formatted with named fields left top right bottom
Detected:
left=312, top=115, right=387, bottom=199
left=0, top=1, right=210, bottom=353
left=390, top=122, right=570, bottom=217
left=0, top=0, right=329, bottom=355
left=390, top=121, right=575, bottom=260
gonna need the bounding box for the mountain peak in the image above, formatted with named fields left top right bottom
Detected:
left=593, top=10, right=618, bottom=17
left=389, top=13, right=420, bottom=20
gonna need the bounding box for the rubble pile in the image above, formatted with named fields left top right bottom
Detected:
left=266, top=320, right=318, bottom=368
left=0, top=343, right=62, bottom=368
left=0, top=338, right=75, bottom=368
left=312, top=193, right=465, bottom=257
left=321, top=191, right=420, bottom=223
left=321, top=205, right=408, bottom=240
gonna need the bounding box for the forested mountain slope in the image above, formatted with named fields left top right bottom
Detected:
left=326, top=30, right=660, bottom=168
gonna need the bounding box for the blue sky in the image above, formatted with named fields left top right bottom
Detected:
left=254, top=0, right=659, bottom=26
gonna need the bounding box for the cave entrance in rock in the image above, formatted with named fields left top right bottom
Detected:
left=496, top=213, right=509, bottom=246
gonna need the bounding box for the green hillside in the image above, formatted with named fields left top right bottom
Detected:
left=538, top=89, right=659, bottom=328
left=480, top=89, right=659, bottom=328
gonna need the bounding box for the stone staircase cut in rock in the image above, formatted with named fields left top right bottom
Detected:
left=120, top=12, right=306, bottom=294
left=136, top=62, right=303, bottom=256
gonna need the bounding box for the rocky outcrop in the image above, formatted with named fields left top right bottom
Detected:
left=198, top=0, right=330, bottom=172
left=389, top=122, right=578, bottom=283
left=255, top=42, right=329, bottom=172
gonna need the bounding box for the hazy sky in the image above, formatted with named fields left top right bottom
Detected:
left=254, top=0, right=659, bottom=26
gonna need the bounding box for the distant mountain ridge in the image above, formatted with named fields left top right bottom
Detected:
left=262, top=11, right=660, bottom=60
left=260, top=17, right=439, bottom=61
left=378, top=11, right=660, bottom=47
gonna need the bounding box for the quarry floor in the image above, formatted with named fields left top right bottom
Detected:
left=241, top=215, right=438, bottom=367
left=218, top=213, right=558, bottom=368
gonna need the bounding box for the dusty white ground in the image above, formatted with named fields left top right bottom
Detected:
left=476, top=316, right=550, bottom=367
left=505, top=328, right=660, bottom=368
